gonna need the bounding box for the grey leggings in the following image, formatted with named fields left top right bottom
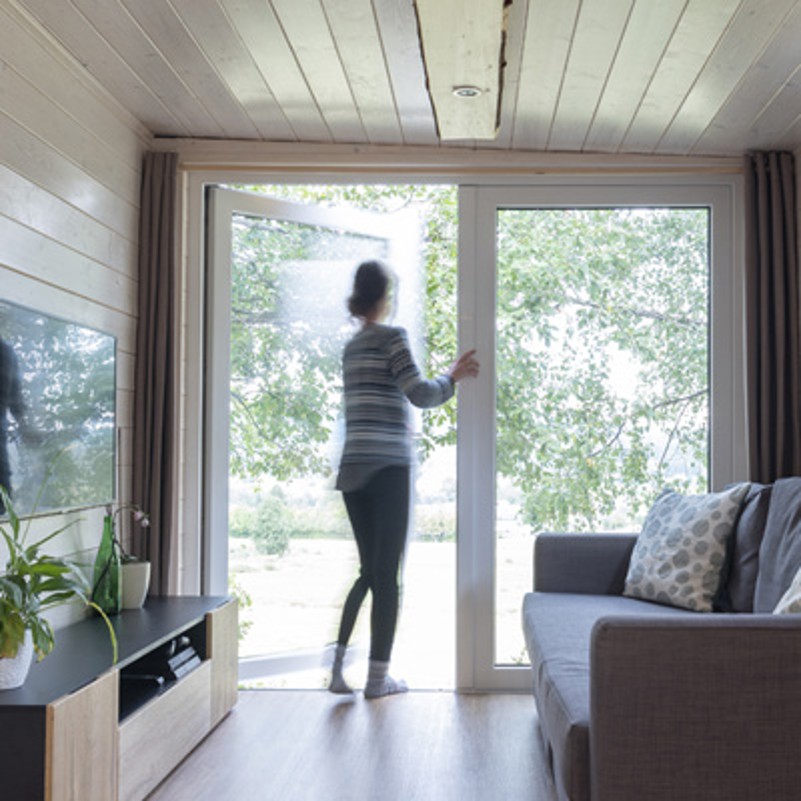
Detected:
left=337, top=466, right=410, bottom=662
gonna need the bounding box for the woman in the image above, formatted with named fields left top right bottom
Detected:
left=330, top=260, right=479, bottom=698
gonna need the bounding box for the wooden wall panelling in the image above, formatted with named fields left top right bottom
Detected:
left=512, top=0, right=580, bottom=151
left=169, top=0, right=294, bottom=141
left=0, top=0, right=146, bottom=611
left=583, top=0, right=687, bottom=154
left=0, top=112, right=138, bottom=240
left=322, top=0, right=404, bottom=145
left=16, top=0, right=184, bottom=136
left=548, top=0, right=634, bottom=152
left=268, top=0, right=368, bottom=143
left=0, top=167, right=134, bottom=274
left=219, top=0, right=331, bottom=143
left=371, top=0, right=438, bottom=147
left=621, top=0, right=741, bottom=153
left=0, top=3, right=148, bottom=177
left=659, top=0, right=800, bottom=155
left=0, top=215, right=137, bottom=319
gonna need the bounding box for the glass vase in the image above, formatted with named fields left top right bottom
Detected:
left=92, top=514, right=121, bottom=615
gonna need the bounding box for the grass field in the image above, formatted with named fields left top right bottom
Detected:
left=230, top=533, right=534, bottom=690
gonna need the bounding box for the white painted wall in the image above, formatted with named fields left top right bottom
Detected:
left=0, top=2, right=150, bottom=627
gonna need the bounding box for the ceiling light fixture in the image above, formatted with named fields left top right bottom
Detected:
left=414, top=0, right=511, bottom=141
left=452, top=86, right=483, bottom=99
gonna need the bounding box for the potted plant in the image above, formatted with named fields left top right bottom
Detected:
left=92, top=503, right=151, bottom=613
left=0, top=487, right=117, bottom=690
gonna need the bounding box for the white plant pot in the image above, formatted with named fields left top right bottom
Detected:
left=0, top=630, right=34, bottom=690
left=121, top=560, right=151, bottom=610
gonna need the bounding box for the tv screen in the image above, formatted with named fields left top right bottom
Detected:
left=0, top=299, right=116, bottom=516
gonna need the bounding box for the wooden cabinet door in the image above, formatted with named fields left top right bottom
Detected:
left=208, top=598, right=238, bottom=726
left=46, top=669, right=118, bottom=801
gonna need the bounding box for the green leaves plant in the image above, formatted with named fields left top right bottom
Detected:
left=225, top=187, right=709, bottom=534
left=0, top=486, right=117, bottom=663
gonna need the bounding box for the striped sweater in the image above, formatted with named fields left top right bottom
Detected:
left=335, top=324, right=454, bottom=491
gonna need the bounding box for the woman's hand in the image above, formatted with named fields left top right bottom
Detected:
left=448, top=349, right=480, bottom=383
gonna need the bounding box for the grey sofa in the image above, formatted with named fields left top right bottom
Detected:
left=522, top=478, right=801, bottom=801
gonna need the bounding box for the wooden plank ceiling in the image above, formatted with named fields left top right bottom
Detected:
left=14, top=0, right=801, bottom=156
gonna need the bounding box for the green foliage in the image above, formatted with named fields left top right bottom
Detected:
left=224, top=185, right=709, bottom=533
left=414, top=506, right=456, bottom=542
left=230, top=491, right=351, bottom=553
left=230, top=493, right=301, bottom=555
left=495, top=208, right=708, bottom=529
left=0, top=486, right=117, bottom=662
left=227, top=572, right=253, bottom=643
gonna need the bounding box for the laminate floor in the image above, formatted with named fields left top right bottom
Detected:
left=146, top=690, right=557, bottom=801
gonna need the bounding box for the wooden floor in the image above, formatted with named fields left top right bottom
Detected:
left=146, top=690, right=557, bottom=801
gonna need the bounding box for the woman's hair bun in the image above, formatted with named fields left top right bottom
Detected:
left=347, top=260, right=391, bottom=318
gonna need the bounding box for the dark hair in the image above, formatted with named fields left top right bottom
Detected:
left=347, top=260, right=391, bottom=318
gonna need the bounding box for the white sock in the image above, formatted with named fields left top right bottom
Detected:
left=364, top=659, right=408, bottom=699
left=329, top=643, right=354, bottom=695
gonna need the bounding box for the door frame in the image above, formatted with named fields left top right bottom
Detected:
left=456, top=178, right=745, bottom=691
left=179, top=168, right=744, bottom=692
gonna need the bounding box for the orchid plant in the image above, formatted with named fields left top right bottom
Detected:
left=106, top=502, right=150, bottom=563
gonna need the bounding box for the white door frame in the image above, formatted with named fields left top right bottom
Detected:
left=180, top=170, right=743, bottom=692
left=456, top=178, right=745, bottom=691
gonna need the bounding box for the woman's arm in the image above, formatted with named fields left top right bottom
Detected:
left=386, top=329, right=479, bottom=408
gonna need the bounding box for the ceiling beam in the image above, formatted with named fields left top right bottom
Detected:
left=413, top=0, right=510, bottom=141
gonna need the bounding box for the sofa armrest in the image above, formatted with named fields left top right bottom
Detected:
left=534, top=532, right=637, bottom=594
left=590, top=614, right=801, bottom=801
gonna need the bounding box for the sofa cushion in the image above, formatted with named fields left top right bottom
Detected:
left=522, top=592, right=691, bottom=801
left=722, top=483, right=773, bottom=612
left=773, top=563, right=801, bottom=614
left=754, top=478, right=801, bottom=613
left=624, top=483, right=751, bottom=612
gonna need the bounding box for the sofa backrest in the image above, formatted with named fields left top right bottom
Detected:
left=722, top=482, right=773, bottom=612
left=753, top=477, right=801, bottom=613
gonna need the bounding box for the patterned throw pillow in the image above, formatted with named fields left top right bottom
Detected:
left=624, top=484, right=751, bottom=612
left=773, top=565, right=801, bottom=614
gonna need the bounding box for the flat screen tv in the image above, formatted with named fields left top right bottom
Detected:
left=0, top=299, right=116, bottom=516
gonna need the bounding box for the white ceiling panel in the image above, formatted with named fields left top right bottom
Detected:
left=13, top=0, right=801, bottom=156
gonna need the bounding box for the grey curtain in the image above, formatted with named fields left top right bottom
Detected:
left=132, top=151, right=178, bottom=594
left=744, top=151, right=801, bottom=482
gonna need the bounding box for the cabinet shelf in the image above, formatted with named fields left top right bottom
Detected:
left=0, top=596, right=238, bottom=801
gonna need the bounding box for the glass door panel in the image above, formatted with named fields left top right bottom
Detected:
left=207, top=185, right=458, bottom=689
left=493, top=207, right=711, bottom=666
left=458, top=182, right=738, bottom=690
left=228, top=210, right=386, bottom=672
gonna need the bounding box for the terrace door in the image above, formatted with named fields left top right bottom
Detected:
left=456, top=182, right=741, bottom=691
left=205, top=186, right=421, bottom=684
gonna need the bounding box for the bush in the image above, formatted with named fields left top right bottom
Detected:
left=414, top=505, right=455, bottom=542
left=229, top=497, right=291, bottom=556
left=252, top=497, right=292, bottom=555
left=229, top=506, right=256, bottom=539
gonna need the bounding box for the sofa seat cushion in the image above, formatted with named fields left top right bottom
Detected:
left=522, top=592, right=693, bottom=801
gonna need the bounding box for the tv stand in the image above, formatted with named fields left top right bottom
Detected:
left=0, top=596, right=237, bottom=801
